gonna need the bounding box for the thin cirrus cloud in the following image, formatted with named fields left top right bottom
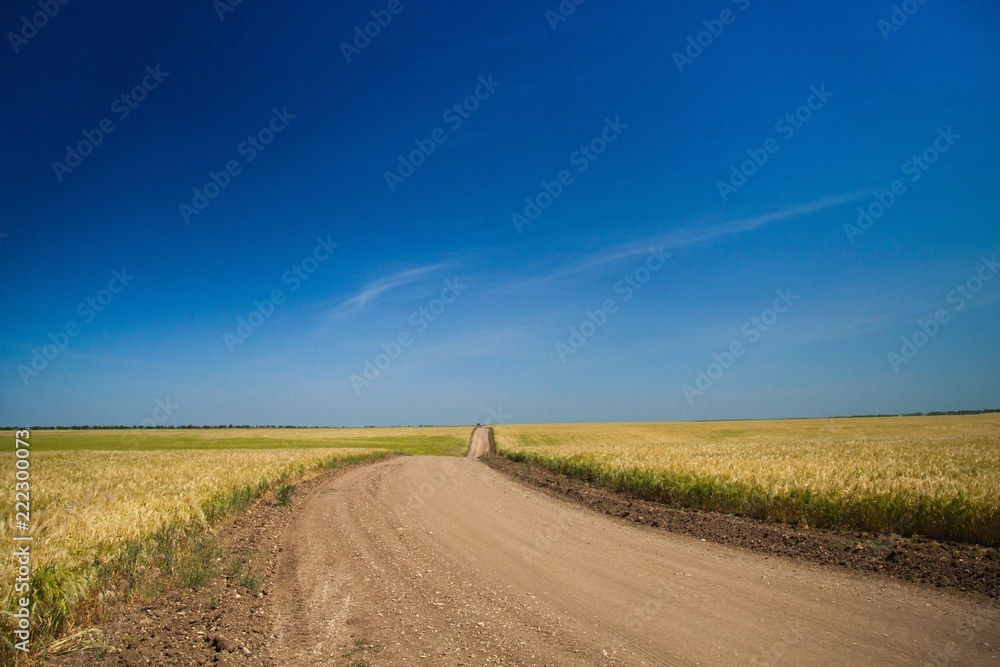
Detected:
left=795, top=280, right=1000, bottom=346
left=331, top=263, right=450, bottom=316
left=510, top=192, right=866, bottom=291
left=327, top=193, right=866, bottom=322
left=658, top=191, right=866, bottom=251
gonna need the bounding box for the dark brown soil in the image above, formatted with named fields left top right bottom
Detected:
left=482, top=456, right=1000, bottom=600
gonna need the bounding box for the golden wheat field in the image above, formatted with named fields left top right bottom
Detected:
left=0, top=427, right=469, bottom=578
left=1, top=448, right=384, bottom=569
left=0, top=447, right=393, bottom=650
left=1, top=419, right=997, bottom=660
left=495, top=414, right=1000, bottom=546
left=15, top=425, right=472, bottom=453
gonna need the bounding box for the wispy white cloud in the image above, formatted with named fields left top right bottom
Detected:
left=659, top=191, right=865, bottom=250
left=512, top=192, right=864, bottom=289
left=791, top=286, right=1000, bottom=347
left=786, top=311, right=907, bottom=346
left=333, top=263, right=448, bottom=316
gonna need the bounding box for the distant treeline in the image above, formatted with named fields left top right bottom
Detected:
left=4, top=409, right=999, bottom=430
left=841, top=409, right=1000, bottom=418
left=694, top=409, right=1000, bottom=423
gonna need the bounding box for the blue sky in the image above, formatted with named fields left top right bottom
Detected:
left=2, top=1, right=998, bottom=426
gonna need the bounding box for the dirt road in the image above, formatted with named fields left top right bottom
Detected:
left=466, top=425, right=495, bottom=458
left=268, top=456, right=997, bottom=666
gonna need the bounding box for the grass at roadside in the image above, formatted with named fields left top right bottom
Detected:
left=495, top=415, right=1000, bottom=546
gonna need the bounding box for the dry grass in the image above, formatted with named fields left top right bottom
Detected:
left=495, top=415, right=1000, bottom=545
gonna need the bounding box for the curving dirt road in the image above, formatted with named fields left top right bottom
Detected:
left=268, top=456, right=997, bottom=666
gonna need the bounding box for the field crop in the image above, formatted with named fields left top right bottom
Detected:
left=0, top=427, right=467, bottom=660
left=495, top=414, right=1000, bottom=546
left=17, top=426, right=471, bottom=455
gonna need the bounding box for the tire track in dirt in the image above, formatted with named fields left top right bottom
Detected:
left=268, top=455, right=997, bottom=666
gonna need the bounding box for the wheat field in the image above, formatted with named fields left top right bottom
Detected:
left=2, top=419, right=997, bottom=659
left=17, top=426, right=471, bottom=454
left=0, top=427, right=469, bottom=659
left=494, top=414, right=1000, bottom=546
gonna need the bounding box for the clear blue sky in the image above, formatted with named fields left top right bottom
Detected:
left=2, top=1, right=998, bottom=426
